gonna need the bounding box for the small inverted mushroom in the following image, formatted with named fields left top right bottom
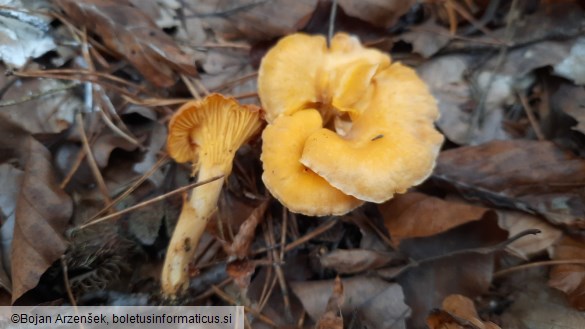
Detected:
left=163, top=93, right=263, bottom=296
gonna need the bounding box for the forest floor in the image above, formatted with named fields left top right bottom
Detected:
left=0, top=0, right=585, bottom=328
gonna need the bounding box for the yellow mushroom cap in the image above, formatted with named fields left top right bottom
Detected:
left=258, top=34, right=326, bottom=123
left=167, top=93, right=263, bottom=175
left=300, top=63, right=444, bottom=203
left=258, top=33, right=390, bottom=123
left=261, top=110, right=363, bottom=216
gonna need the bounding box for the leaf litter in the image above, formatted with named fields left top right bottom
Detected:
left=1, top=0, right=585, bottom=328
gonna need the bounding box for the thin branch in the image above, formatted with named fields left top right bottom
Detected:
left=74, top=175, right=224, bottom=231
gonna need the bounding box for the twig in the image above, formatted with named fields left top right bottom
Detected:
left=184, top=0, right=271, bottom=19
left=211, top=285, right=277, bottom=327
left=60, top=148, right=87, bottom=189
left=181, top=74, right=201, bottom=100
left=327, top=0, right=339, bottom=47
left=212, top=71, right=258, bottom=92
left=267, top=216, right=292, bottom=322
left=517, top=91, right=545, bottom=141
left=60, top=256, right=77, bottom=306
left=74, top=175, right=224, bottom=231
left=76, top=113, right=113, bottom=206
left=232, top=92, right=258, bottom=100
left=87, top=155, right=169, bottom=221
left=284, top=218, right=338, bottom=252
left=94, top=86, right=144, bottom=148
left=194, top=78, right=210, bottom=96
left=467, top=0, right=518, bottom=141
left=494, top=259, right=585, bottom=278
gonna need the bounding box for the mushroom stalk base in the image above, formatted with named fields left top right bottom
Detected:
left=161, top=167, right=225, bottom=297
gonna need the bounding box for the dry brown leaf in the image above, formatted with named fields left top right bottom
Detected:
left=380, top=192, right=489, bottom=247
left=435, top=140, right=585, bottom=228
left=549, top=236, right=585, bottom=310
left=338, top=0, right=415, bottom=28
left=184, top=0, right=318, bottom=41
left=400, top=19, right=451, bottom=58
left=427, top=294, right=501, bottom=329
left=54, top=0, right=197, bottom=87
left=222, top=200, right=268, bottom=259
left=315, top=276, right=344, bottom=329
left=11, top=138, right=72, bottom=302
left=0, top=78, right=80, bottom=135
left=417, top=55, right=510, bottom=145
left=291, top=276, right=410, bottom=329
left=320, top=249, right=398, bottom=274
left=500, top=268, right=585, bottom=329
left=388, top=214, right=507, bottom=328
left=92, top=133, right=139, bottom=168
left=127, top=200, right=164, bottom=246
left=0, top=164, right=23, bottom=293
left=497, top=210, right=562, bottom=259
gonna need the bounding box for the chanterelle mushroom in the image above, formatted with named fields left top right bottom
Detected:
left=261, top=109, right=363, bottom=216
left=258, top=33, right=443, bottom=215
left=163, top=93, right=263, bottom=296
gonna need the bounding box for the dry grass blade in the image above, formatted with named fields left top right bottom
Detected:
left=75, top=175, right=224, bottom=231
left=77, top=112, right=113, bottom=206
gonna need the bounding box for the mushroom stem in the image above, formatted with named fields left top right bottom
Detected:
left=161, top=165, right=225, bottom=297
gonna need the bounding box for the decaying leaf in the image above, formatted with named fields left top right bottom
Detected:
left=549, top=236, right=585, bottom=310
left=337, top=0, right=415, bottom=28
left=53, top=0, right=197, bottom=87
left=127, top=200, right=164, bottom=246
left=319, top=249, right=398, bottom=274
left=379, top=192, right=489, bottom=246
left=0, top=164, right=24, bottom=293
left=427, top=294, right=501, bottom=329
left=400, top=19, right=451, bottom=58
left=0, top=78, right=80, bottom=135
left=417, top=55, right=511, bottom=145
left=291, top=276, right=410, bottom=329
left=12, top=138, right=72, bottom=302
left=222, top=200, right=268, bottom=259
left=554, top=36, right=585, bottom=85
left=0, top=0, right=55, bottom=68
left=388, top=215, right=507, bottom=329
left=497, top=210, right=561, bottom=259
left=435, top=140, right=585, bottom=228
left=184, top=0, right=318, bottom=41
left=500, top=268, right=585, bottom=329
left=315, top=276, right=344, bottom=329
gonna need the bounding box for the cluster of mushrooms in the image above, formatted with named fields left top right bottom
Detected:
left=161, top=33, right=444, bottom=297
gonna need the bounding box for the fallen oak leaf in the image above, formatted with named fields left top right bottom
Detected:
left=291, top=276, right=410, bottom=329
left=53, top=0, right=198, bottom=87
left=12, top=138, right=72, bottom=303
left=434, top=140, right=585, bottom=228
left=379, top=192, right=490, bottom=247
left=377, top=213, right=538, bottom=328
